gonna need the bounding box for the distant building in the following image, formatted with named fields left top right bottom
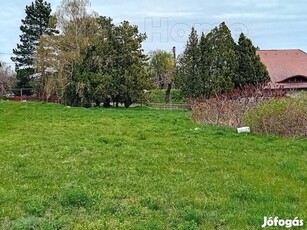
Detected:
left=257, top=49, right=307, bottom=90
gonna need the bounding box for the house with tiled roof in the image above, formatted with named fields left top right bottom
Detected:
left=256, top=49, right=307, bottom=90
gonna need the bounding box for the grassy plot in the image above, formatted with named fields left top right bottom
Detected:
left=147, top=89, right=185, bottom=104
left=0, top=101, right=306, bottom=229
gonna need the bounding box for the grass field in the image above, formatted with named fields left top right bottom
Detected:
left=147, top=90, right=185, bottom=104
left=0, top=101, right=306, bottom=229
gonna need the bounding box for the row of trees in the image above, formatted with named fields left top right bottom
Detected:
left=11, top=1, right=270, bottom=106
left=175, top=22, right=270, bottom=98
left=11, top=0, right=149, bottom=107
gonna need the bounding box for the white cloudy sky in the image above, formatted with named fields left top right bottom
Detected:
left=1, top=0, right=307, bottom=67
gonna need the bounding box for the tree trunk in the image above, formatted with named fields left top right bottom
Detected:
left=124, top=99, right=132, bottom=108
left=103, top=96, right=111, bottom=108
left=165, top=82, right=172, bottom=104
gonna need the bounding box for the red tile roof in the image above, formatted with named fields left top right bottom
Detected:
left=256, top=49, right=307, bottom=89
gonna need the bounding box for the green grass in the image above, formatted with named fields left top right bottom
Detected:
left=147, top=89, right=185, bottom=104
left=0, top=101, right=306, bottom=229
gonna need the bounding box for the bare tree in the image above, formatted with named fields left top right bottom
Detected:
left=33, top=0, right=99, bottom=101
left=56, top=0, right=99, bottom=61
left=0, top=61, right=16, bottom=96
left=149, top=50, right=175, bottom=89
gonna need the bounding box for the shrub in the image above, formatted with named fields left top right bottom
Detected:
left=244, top=97, right=307, bottom=137
left=189, top=97, right=251, bottom=128
left=297, top=91, right=307, bottom=100
left=188, top=86, right=286, bottom=128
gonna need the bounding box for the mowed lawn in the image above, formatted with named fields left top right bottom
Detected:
left=0, top=101, right=306, bottom=230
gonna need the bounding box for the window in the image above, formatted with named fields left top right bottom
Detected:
left=280, top=75, right=307, bottom=83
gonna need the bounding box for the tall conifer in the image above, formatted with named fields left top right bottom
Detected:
left=237, top=33, right=270, bottom=87
left=11, top=0, right=57, bottom=95
left=176, top=27, right=202, bottom=98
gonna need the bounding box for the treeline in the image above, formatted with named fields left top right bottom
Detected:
left=175, top=22, right=270, bottom=98
left=11, top=1, right=270, bottom=107
left=12, top=0, right=148, bottom=108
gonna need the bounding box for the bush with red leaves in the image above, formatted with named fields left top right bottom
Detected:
left=188, top=85, right=287, bottom=128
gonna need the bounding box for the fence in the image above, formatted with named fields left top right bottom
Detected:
left=5, top=96, right=189, bottom=110
left=146, top=103, right=189, bottom=110
left=6, top=95, right=61, bottom=103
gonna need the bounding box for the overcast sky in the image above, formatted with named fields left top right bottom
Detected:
left=1, top=0, right=307, bottom=68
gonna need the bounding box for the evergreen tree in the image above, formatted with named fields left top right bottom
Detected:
left=64, top=18, right=148, bottom=108
left=199, top=32, right=210, bottom=97
left=236, top=33, right=270, bottom=87
left=175, top=27, right=201, bottom=98
left=204, top=22, right=238, bottom=95
left=111, top=21, right=148, bottom=108
left=176, top=23, right=270, bottom=99
left=11, top=0, right=57, bottom=95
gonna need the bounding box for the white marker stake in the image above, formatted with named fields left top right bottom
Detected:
left=237, top=127, right=251, bottom=133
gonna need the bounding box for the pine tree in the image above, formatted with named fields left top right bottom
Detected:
left=237, top=33, right=270, bottom=88
left=175, top=27, right=201, bottom=98
left=199, top=32, right=210, bottom=97
left=105, top=20, right=148, bottom=108
left=204, top=22, right=238, bottom=95
left=11, top=0, right=57, bottom=95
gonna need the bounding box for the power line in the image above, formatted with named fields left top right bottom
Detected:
left=0, top=53, right=13, bottom=55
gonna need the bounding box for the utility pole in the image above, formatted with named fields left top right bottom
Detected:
left=172, top=46, right=176, bottom=62
left=165, top=47, right=176, bottom=104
